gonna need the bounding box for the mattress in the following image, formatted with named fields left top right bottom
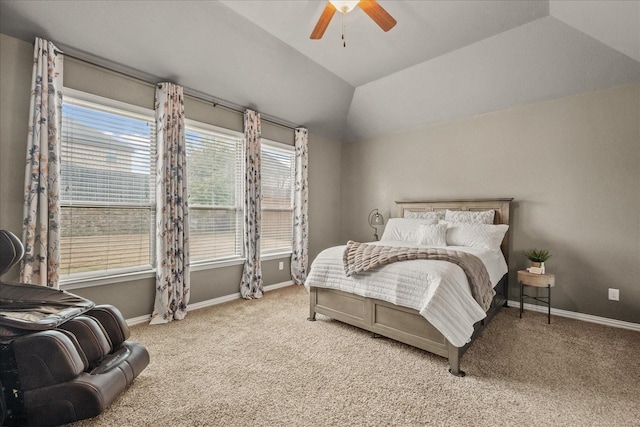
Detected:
left=305, top=240, right=508, bottom=347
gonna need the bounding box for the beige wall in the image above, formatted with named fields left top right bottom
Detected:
left=308, top=132, right=343, bottom=261
left=4, top=33, right=637, bottom=325
left=0, top=34, right=342, bottom=319
left=0, top=35, right=32, bottom=260
left=341, top=83, right=640, bottom=324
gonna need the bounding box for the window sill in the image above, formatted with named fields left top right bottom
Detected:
left=190, top=257, right=245, bottom=271
left=61, top=269, right=156, bottom=290
left=261, top=251, right=292, bottom=261
left=60, top=252, right=292, bottom=290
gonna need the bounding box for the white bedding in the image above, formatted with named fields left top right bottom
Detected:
left=304, top=240, right=508, bottom=347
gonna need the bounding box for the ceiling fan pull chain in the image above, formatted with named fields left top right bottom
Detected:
left=342, top=12, right=346, bottom=47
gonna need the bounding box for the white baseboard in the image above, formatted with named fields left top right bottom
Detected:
left=263, top=280, right=296, bottom=292
left=126, top=281, right=295, bottom=326
left=129, top=288, right=638, bottom=332
left=126, top=314, right=151, bottom=326
left=508, top=300, right=640, bottom=332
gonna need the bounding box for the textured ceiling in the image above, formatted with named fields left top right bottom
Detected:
left=1, top=0, right=639, bottom=142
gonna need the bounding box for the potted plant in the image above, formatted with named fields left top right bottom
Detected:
left=525, top=248, right=551, bottom=274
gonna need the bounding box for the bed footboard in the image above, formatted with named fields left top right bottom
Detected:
left=307, top=274, right=507, bottom=376
left=308, top=286, right=457, bottom=373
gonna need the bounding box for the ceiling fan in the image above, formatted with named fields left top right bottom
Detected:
left=310, top=0, right=397, bottom=40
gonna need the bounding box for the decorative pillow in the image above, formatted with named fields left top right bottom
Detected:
left=380, top=218, right=437, bottom=243
left=417, top=223, right=448, bottom=246
left=444, top=223, right=508, bottom=252
left=444, top=209, right=495, bottom=224
left=404, top=210, right=445, bottom=221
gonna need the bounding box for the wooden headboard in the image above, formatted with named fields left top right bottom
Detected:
left=395, top=198, right=513, bottom=263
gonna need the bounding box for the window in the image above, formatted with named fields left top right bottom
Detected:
left=60, top=91, right=155, bottom=280
left=261, top=141, right=295, bottom=254
left=185, top=122, right=244, bottom=263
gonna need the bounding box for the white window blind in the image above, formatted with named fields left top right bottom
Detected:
left=60, top=95, right=155, bottom=279
left=185, top=123, right=244, bottom=262
left=261, top=141, right=295, bottom=254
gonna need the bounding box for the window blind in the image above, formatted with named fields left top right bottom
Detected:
left=261, top=142, right=295, bottom=253
left=185, top=125, right=243, bottom=262
left=60, top=97, right=155, bottom=278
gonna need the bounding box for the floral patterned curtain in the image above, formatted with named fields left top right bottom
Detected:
left=150, top=82, right=190, bottom=325
left=291, top=128, right=309, bottom=285
left=240, top=109, right=263, bottom=299
left=21, top=37, right=64, bottom=288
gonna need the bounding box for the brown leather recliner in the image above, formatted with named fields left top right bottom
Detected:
left=0, top=230, right=149, bottom=426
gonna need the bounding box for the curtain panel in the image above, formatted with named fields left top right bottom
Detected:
left=240, top=109, right=263, bottom=299
left=150, top=82, right=190, bottom=325
left=291, top=128, right=309, bottom=285
left=21, top=37, right=64, bottom=288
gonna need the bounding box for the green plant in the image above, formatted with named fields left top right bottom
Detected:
left=525, top=248, right=551, bottom=262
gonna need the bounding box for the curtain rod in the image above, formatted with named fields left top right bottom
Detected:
left=61, top=46, right=300, bottom=132
left=184, top=87, right=299, bottom=131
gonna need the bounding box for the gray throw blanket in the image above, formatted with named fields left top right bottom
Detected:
left=343, top=241, right=495, bottom=312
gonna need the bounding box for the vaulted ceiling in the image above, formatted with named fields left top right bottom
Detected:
left=1, top=0, right=639, bottom=142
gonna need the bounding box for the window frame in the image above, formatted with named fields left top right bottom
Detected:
left=58, top=90, right=295, bottom=289
left=60, top=88, right=157, bottom=289
left=260, top=138, right=295, bottom=258
left=184, top=119, right=246, bottom=268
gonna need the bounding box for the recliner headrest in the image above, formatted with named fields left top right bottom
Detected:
left=0, top=230, right=24, bottom=278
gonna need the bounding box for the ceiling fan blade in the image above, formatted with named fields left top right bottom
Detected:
left=358, top=0, right=397, bottom=32
left=310, top=2, right=337, bottom=39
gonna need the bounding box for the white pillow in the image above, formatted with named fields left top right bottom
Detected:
left=445, top=223, right=508, bottom=252
left=417, top=223, right=448, bottom=246
left=444, top=209, right=495, bottom=224
left=404, top=210, right=445, bottom=221
left=380, top=218, right=437, bottom=243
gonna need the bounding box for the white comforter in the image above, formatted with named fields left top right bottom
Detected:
left=304, top=240, right=508, bottom=347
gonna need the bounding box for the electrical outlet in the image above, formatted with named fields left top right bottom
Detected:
left=278, top=261, right=284, bottom=271
left=608, top=288, right=619, bottom=301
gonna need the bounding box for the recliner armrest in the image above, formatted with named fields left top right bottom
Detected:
left=12, top=330, right=87, bottom=390
left=59, top=315, right=112, bottom=366
left=86, top=305, right=130, bottom=349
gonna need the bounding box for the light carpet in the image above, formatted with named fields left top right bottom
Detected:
left=71, top=285, right=640, bottom=426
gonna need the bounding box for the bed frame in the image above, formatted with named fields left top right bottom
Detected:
left=307, top=198, right=513, bottom=376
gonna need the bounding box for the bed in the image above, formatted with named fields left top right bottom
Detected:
left=305, top=198, right=513, bottom=376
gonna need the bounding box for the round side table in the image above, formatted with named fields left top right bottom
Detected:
left=518, top=270, right=556, bottom=324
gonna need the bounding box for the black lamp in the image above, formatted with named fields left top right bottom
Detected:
left=368, top=208, right=385, bottom=241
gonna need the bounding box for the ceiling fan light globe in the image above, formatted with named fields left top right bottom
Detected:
left=329, top=0, right=359, bottom=14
